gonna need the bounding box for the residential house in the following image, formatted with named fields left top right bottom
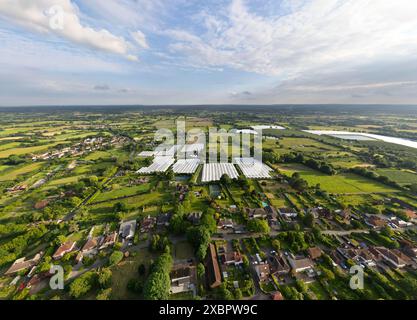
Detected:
left=5, top=253, right=43, bottom=276
left=206, top=243, right=222, bottom=289
left=217, top=218, right=234, bottom=230
left=270, top=253, right=291, bottom=276
left=270, top=291, right=284, bottom=300
left=170, top=264, right=196, bottom=295
left=53, top=241, right=76, bottom=260
left=307, top=247, right=322, bottom=260
left=99, top=232, right=117, bottom=250
left=404, top=210, right=417, bottom=222
left=76, top=237, right=99, bottom=263
left=119, top=220, right=137, bottom=240
left=313, top=207, right=332, bottom=220
left=253, top=262, right=270, bottom=282
left=287, top=254, right=314, bottom=273
left=365, top=215, right=387, bottom=229
left=245, top=207, right=268, bottom=219
left=278, top=207, right=298, bottom=218
left=217, top=244, right=243, bottom=266
left=372, top=247, right=406, bottom=269
left=399, top=240, right=417, bottom=260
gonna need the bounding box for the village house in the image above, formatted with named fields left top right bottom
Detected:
left=278, top=207, right=298, bottom=219
left=245, top=207, right=268, bottom=219
left=99, top=232, right=118, bottom=250
left=253, top=262, right=270, bottom=282
left=53, top=241, right=76, bottom=260
left=287, top=254, right=314, bottom=273
left=217, top=244, right=243, bottom=266
left=119, top=220, right=137, bottom=240
left=365, top=215, right=387, bottom=229
left=404, top=209, right=417, bottom=222
left=307, top=247, right=323, bottom=260
left=370, top=247, right=406, bottom=269
left=76, top=237, right=99, bottom=263
left=270, top=291, right=284, bottom=300
left=5, top=252, right=43, bottom=276
left=206, top=243, right=222, bottom=289
left=270, top=253, right=291, bottom=276
left=399, top=240, right=417, bottom=260
left=217, top=218, right=234, bottom=230
left=170, top=264, right=197, bottom=295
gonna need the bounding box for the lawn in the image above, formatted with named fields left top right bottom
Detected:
left=278, top=163, right=399, bottom=194
left=111, top=249, right=156, bottom=299
left=0, top=162, right=44, bottom=181
left=94, top=184, right=151, bottom=202
left=172, top=241, right=195, bottom=261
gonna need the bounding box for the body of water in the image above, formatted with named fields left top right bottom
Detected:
left=304, top=130, right=417, bottom=149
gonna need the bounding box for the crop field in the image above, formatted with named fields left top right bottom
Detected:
left=0, top=143, right=59, bottom=158
left=0, top=162, right=44, bottom=181
left=277, top=163, right=399, bottom=194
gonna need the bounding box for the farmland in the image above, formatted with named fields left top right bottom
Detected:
left=0, top=105, right=416, bottom=303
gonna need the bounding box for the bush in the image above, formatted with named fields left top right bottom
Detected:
left=109, top=251, right=124, bottom=266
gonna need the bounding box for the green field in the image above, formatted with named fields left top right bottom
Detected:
left=278, top=163, right=399, bottom=194
left=375, top=169, right=417, bottom=186
left=0, top=143, right=58, bottom=158
left=0, top=162, right=44, bottom=181
left=94, top=184, right=151, bottom=202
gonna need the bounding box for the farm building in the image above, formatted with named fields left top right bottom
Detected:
left=137, top=156, right=175, bottom=174
left=201, top=163, right=239, bottom=182
left=173, top=159, right=200, bottom=174
left=234, top=157, right=273, bottom=179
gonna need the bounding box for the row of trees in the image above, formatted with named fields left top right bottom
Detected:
left=143, top=253, right=173, bottom=300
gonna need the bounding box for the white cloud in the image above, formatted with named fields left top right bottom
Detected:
left=165, top=0, right=417, bottom=78
left=131, top=30, right=149, bottom=49
left=0, top=0, right=135, bottom=59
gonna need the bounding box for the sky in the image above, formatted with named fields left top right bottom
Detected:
left=1, top=0, right=417, bottom=106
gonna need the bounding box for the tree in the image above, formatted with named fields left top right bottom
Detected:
left=303, top=212, right=315, bottom=228
left=113, top=202, right=127, bottom=213
left=234, top=288, right=243, bottom=300
left=247, top=218, right=270, bottom=234
left=410, top=183, right=417, bottom=195
left=96, top=288, right=112, bottom=300
left=98, top=268, right=112, bottom=288
left=197, top=263, right=205, bottom=279
left=271, top=239, right=281, bottom=251
left=109, top=251, right=124, bottom=266
left=220, top=174, right=231, bottom=185
left=69, top=271, right=97, bottom=299
left=143, top=253, right=172, bottom=300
